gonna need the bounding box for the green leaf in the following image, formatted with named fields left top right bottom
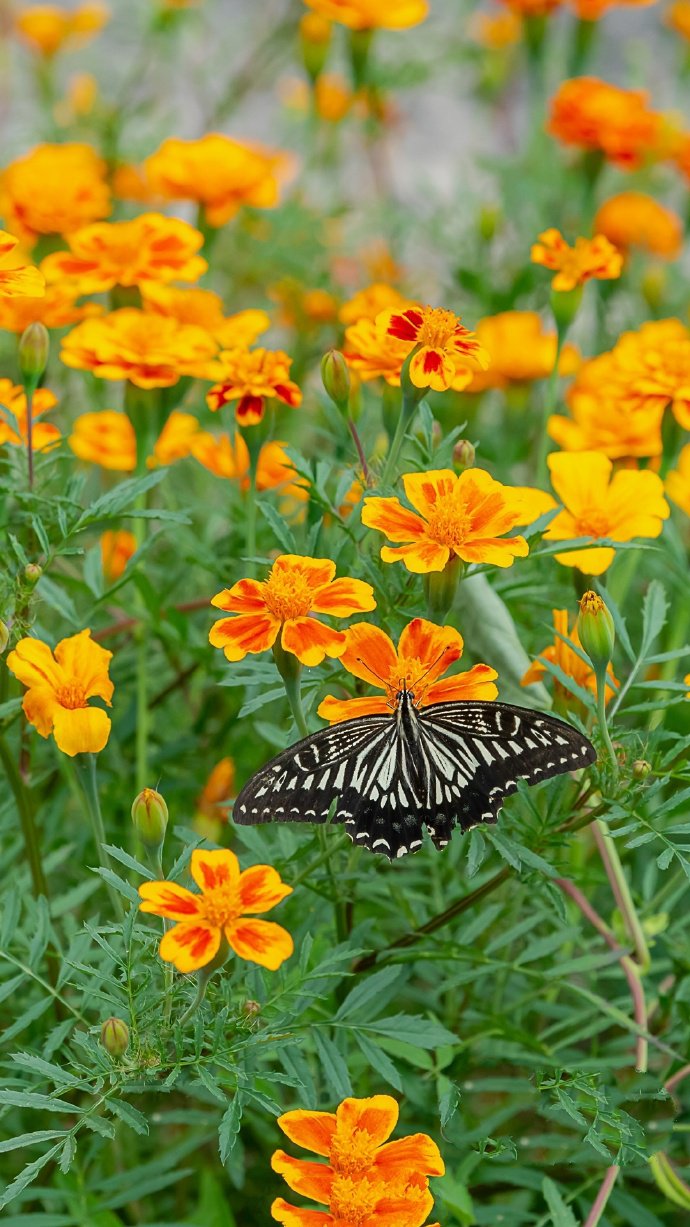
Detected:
left=108, top=1098, right=149, bottom=1135
left=542, top=1176, right=579, bottom=1227
left=218, top=1095, right=243, bottom=1164
left=194, top=1168, right=238, bottom=1227
left=0, top=1142, right=63, bottom=1210
left=73, top=470, right=166, bottom=531
left=258, top=501, right=297, bottom=553
left=334, top=965, right=406, bottom=1021
left=353, top=1032, right=403, bottom=1092
left=312, top=1029, right=352, bottom=1099
left=640, top=580, right=668, bottom=658
left=364, top=1013, right=457, bottom=1050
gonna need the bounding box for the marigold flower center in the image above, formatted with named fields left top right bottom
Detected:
left=262, top=572, right=314, bottom=622
left=329, top=1127, right=378, bottom=1176
left=574, top=509, right=610, bottom=539
left=415, top=306, right=461, bottom=349
left=424, top=496, right=472, bottom=550
left=328, top=1174, right=382, bottom=1225
left=57, top=681, right=87, bottom=710
left=198, top=885, right=242, bottom=929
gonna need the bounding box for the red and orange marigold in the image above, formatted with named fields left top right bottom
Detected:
left=207, top=348, right=302, bottom=426
left=0, top=142, right=111, bottom=243
left=382, top=304, right=489, bottom=392
left=0, top=380, right=59, bottom=451
left=547, top=77, right=665, bottom=168
left=43, top=213, right=207, bottom=294
left=0, top=230, right=45, bottom=298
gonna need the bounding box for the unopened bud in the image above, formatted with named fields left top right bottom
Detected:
left=478, top=204, right=501, bottom=243
left=641, top=264, right=666, bottom=314
left=24, top=563, right=42, bottom=586
left=0, top=621, right=9, bottom=654
left=18, top=322, right=49, bottom=387
left=632, top=759, right=652, bottom=780
left=577, top=591, right=615, bottom=671
left=244, top=999, right=261, bottom=1016
left=300, top=12, right=331, bottom=81
left=321, top=349, right=351, bottom=413
left=131, top=787, right=168, bottom=848
left=100, top=1016, right=129, bottom=1058
left=453, top=439, right=476, bottom=469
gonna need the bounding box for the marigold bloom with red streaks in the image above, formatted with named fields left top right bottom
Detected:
left=207, top=348, right=302, bottom=426
left=139, top=848, right=293, bottom=973
left=0, top=143, right=111, bottom=243
left=540, top=450, right=670, bottom=574
left=522, top=609, right=617, bottom=704
left=382, top=304, right=488, bottom=392
left=362, top=469, right=552, bottom=574
left=42, top=213, right=207, bottom=294
left=210, top=554, right=376, bottom=667
left=61, top=309, right=217, bottom=389
left=7, top=629, right=113, bottom=756
left=666, top=443, right=690, bottom=517
left=303, top=0, right=428, bottom=29
left=547, top=77, right=665, bottom=168
left=271, top=1094, right=444, bottom=1227
left=142, top=283, right=270, bottom=349
left=144, top=133, right=293, bottom=227
left=467, top=311, right=580, bottom=392
left=594, top=192, right=682, bottom=260
left=101, top=529, right=137, bottom=582
left=15, top=3, right=109, bottom=57
left=339, top=283, right=407, bottom=325
left=0, top=380, right=59, bottom=451
left=318, top=618, right=498, bottom=724
left=0, top=230, right=45, bottom=299
left=531, top=229, right=622, bottom=292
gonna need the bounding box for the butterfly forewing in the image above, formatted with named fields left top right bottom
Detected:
left=233, top=698, right=596, bottom=860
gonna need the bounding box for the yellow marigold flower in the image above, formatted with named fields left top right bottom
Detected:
left=600, top=318, right=690, bottom=430
left=61, top=309, right=217, bottom=389
left=0, top=230, right=45, bottom=299
left=383, top=304, right=489, bottom=392
left=144, top=133, right=293, bottom=227
left=467, top=311, right=580, bottom=391
left=15, top=2, right=109, bottom=58
left=594, top=192, right=683, bottom=260
left=206, top=348, right=302, bottom=427
left=151, top=411, right=200, bottom=465
left=541, top=450, right=670, bottom=574
left=522, top=609, right=617, bottom=705
left=343, top=315, right=411, bottom=386
left=210, top=554, right=376, bottom=667
left=362, top=468, right=552, bottom=573
left=139, top=848, right=293, bottom=973
left=0, top=268, right=100, bottom=332
left=42, top=213, right=207, bottom=294
left=111, top=161, right=160, bottom=204
left=666, top=443, right=690, bottom=517
left=667, top=0, right=690, bottom=37
left=549, top=351, right=665, bottom=459
left=303, top=0, right=428, bottom=29
left=191, top=431, right=305, bottom=497
left=0, top=380, right=59, bottom=451
left=0, top=143, right=111, bottom=243
left=318, top=618, right=498, bottom=724
left=547, top=77, right=665, bottom=168
left=101, top=529, right=137, bottom=582
left=7, top=629, right=113, bottom=756
left=69, top=409, right=198, bottom=471
left=141, top=283, right=269, bottom=349
left=339, top=282, right=407, bottom=325
left=271, top=1094, right=444, bottom=1227
left=571, top=0, right=656, bottom=16
left=531, top=229, right=622, bottom=292
left=469, top=10, right=522, bottom=47
left=56, top=71, right=99, bottom=124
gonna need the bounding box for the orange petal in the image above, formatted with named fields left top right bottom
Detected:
left=272, top=554, right=336, bottom=590
left=209, top=612, right=280, bottom=661
left=211, top=579, right=267, bottom=613
left=453, top=536, right=529, bottom=566
left=190, top=847, right=240, bottom=892
left=317, top=694, right=391, bottom=725
left=310, top=577, right=377, bottom=617
left=380, top=540, right=451, bottom=572
left=376, top=1133, right=445, bottom=1178
left=426, top=664, right=499, bottom=704
left=336, top=622, right=397, bottom=689
left=21, top=685, right=57, bottom=738
left=409, top=346, right=456, bottom=391
left=398, top=618, right=464, bottom=685
left=225, top=918, right=293, bottom=970
left=139, top=880, right=203, bottom=920
left=400, top=469, right=456, bottom=518
left=605, top=469, right=669, bottom=540
left=54, top=629, right=113, bottom=703
left=276, top=1109, right=337, bottom=1157
left=280, top=617, right=346, bottom=667
left=51, top=706, right=111, bottom=756
left=158, top=921, right=220, bottom=973
left=238, top=864, right=292, bottom=914
left=271, top=1199, right=330, bottom=1227
left=270, top=1151, right=333, bottom=1203
left=361, top=496, right=426, bottom=542
left=335, top=1095, right=399, bottom=1148
left=375, top=1183, right=434, bottom=1227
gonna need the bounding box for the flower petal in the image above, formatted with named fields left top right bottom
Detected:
left=271, top=1199, right=331, bottom=1227
left=380, top=540, right=451, bottom=572
left=453, top=535, right=529, bottom=567
left=281, top=618, right=347, bottom=667
left=426, top=664, right=499, bottom=704
left=409, top=346, right=456, bottom=391
left=398, top=618, right=464, bottom=686
left=271, top=1151, right=333, bottom=1203
left=401, top=469, right=456, bottom=518
left=276, top=1109, right=337, bottom=1157
left=361, top=496, right=426, bottom=542
left=6, top=637, right=64, bottom=691
left=225, top=918, right=294, bottom=969
left=335, top=1095, right=399, bottom=1149
left=553, top=545, right=617, bottom=574
left=53, top=629, right=114, bottom=704
left=375, top=1133, right=445, bottom=1178
left=158, top=921, right=220, bottom=973
left=190, top=847, right=240, bottom=892
left=211, top=579, right=267, bottom=613
left=51, top=706, right=111, bottom=756
left=310, top=577, right=377, bottom=617
left=317, top=694, right=391, bottom=725
left=138, top=880, right=203, bottom=921
left=605, top=469, right=669, bottom=540
left=238, top=864, right=292, bottom=913
left=336, top=622, right=398, bottom=689
left=547, top=451, right=612, bottom=515
left=209, top=612, right=280, bottom=661
left=21, top=686, right=58, bottom=738
left=272, top=555, right=336, bottom=590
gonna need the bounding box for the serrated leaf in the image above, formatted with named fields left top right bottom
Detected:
left=542, top=1176, right=579, bottom=1226
left=334, top=965, right=405, bottom=1022
left=0, top=1142, right=63, bottom=1210
left=218, top=1095, right=243, bottom=1164
left=365, top=1013, right=457, bottom=1050
left=258, top=501, right=297, bottom=553
left=312, top=1030, right=352, bottom=1099
left=58, top=1134, right=76, bottom=1174
left=353, top=1032, right=403, bottom=1092
left=109, top=1099, right=149, bottom=1135
left=73, top=470, right=166, bottom=531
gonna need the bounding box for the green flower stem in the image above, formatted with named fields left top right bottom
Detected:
left=290, top=833, right=350, bottom=888
left=25, top=384, right=35, bottom=490
left=273, top=643, right=309, bottom=739
left=0, top=732, right=48, bottom=899
left=75, top=753, right=125, bottom=922
left=594, top=663, right=618, bottom=781
left=425, top=557, right=463, bottom=622
left=124, top=382, right=155, bottom=795
left=583, top=1166, right=620, bottom=1227
left=150, top=848, right=173, bottom=1027
left=381, top=378, right=422, bottom=486
left=536, top=332, right=564, bottom=484
left=569, top=18, right=597, bottom=77
left=593, top=818, right=650, bottom=974
left=179, top=967, right=212, bottom=1027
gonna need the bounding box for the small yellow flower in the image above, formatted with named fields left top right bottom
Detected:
left=7, top=629, right=114, bottom=756
left=531, top=229, right=622, bottom=292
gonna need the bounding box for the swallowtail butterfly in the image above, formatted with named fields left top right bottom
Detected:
left=233, top=686, right=596, bottom=859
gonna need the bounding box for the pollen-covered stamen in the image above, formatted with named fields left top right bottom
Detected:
left=262, top=569, right=315, bottom=622
left=424, top=494, right=473, bottom=549
left=56, top=681, right=87, bottom=709
left=329, top=1126, right=379, bottom=1177
left=574, top=509, right=611, bottom=538
left=199, top=885, right=242, bottom=929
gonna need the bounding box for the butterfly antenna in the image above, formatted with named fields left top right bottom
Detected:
left=355, top=656, right=389, bottom=687
left=410, top=647, right=453, bottom=690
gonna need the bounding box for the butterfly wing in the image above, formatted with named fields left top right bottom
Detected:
left=416, top=701, right=596, bottom=849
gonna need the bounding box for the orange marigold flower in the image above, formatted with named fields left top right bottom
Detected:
left=597, top=318, right=690, bottom=430
left=191, top=430, right=305, bottom=496
left=382, top=304, right=488, bottom=392
left=362, top=468, right=552, bottom=573
left=111, top=161, right=160, bottom=204
left=101, top=529, right=137, bottom=582
left=571, top=0, right=656, bottom=17
left=42, top=213, right=207, bottom=294
left=522, top=609, right=617, bottom=705
left=142, top=283, right=269, bottom=349
left=667, top=0, right=690, bottom=38
left=467, top=311, right=580, bottom=391
left=15, top=3, right=109, bottom=57
left=139, top=848, right=293, bottom=973
left=61, top=309, right=217, bottom=389
left=303, top=0, right=428, bottom=29
left=7, top=629, right=113, bottom=756
left=548, top=351, right=665, bottom=459
left=469, top=11, right=522, bottom=49
left=0, top=143, right=111, bottom=243
left=540, top=450, right=670, bottom=574
left=0, top=380, right=59, bottom=451
left=69, top=408, right=197, bottom=471
left=210, top=554, right=376, bottom=667
left=207, top=348, right=302, bottom=426
left=531, top=229, right=622, bottom=292
left=339, top=282, right=407, bottom=325
left=499, top=0, right=562, bottom=13
left=594, top=192, right=683, bottom=260
left=666, top=443, right=690, bottom=517
left=271, top=1094, right=443, bottom=1227
left=318, top=618, right=498, bottom=724
left=0, top=230, right=45, bottom=299
left=144, top=133, right=293, bottom=227
left=151, top=411, right=200, bottom=465
left=547, top=77, right=664, bottom=168
left=0, top=267, right=100, bottom=333
left=343, top=314, right=412, bottom=386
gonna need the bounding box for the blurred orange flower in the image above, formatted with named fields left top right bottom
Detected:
left=101, top=529, right=137, bottom=582
left=0, top=268, right=100, bottom=332
left=531, top=229, right=622, bottom=291
left=303, top=0, right=428, bottom=29
left=343, top=315, right=411, bottom=385
left=0, top=230, right=45, bottom=299
left=152, top=411, right=200, bottom=465
left=383, top=304, right=488, bottom=392
left=318, top=618, right=498, bottom=724
left=0, top=380, right=59, bottom=451
left=142, top=283, right=270, bottom=349
left=210, top=554, right=376, bottom=667
left=469, top=11, right=522, bottom=48
left=0, top=143, right=111, bottom=243
left=598, top=318, right=690, bottom=429
left=547, top=77, right=665, bottom=168
left=571, top=0, right=656, bottom=16
left=207, top=348, right=302, bottom=426
left=43, top=213, right=207, bottom=294
left=144, top=134, right=293, bottom=227
left=191, top=431, right=305, bottom=497
left=522, top=609, right=617, bottom=703
left=499, top=0, right=562, bottom=13
left=467, top=311, right=580, bottom=391
left=196, top=758, right=235, bottom=824
left=61, top=309, right=217, bottom=389
left=339, top=282, right=407, bottom=325
left=549, top=351, right=665, bottom=459
left=15, top=2, right=109, bottom=57
left=362, top=469, right=552, bottom=573
left=594, top=192, right=683, bottom=260
left=666, top=443, right=690, bottom=517
left=7, top=629, right=113, bottom=756
left=111, top=162, right=161, bottom=204
left=69, top=408, right=199, bottom=471
left=139, top=848, right=293, bottom=973
left=541, top=450, right=670, bottom=574
left=667, top=0, right=690, bottom=37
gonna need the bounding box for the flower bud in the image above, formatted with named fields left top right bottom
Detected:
left=478, top=204, right=501, bottom=243
left=300, top=12, right=331, bottom=82
left=24, top=563, right=42, bottom=586
left=633, top=759, right=652, bottom=780
left=244, top=999, right=261, bottom=1016
left=18, top=322, right=49, bottom=387
left=0, top=621, right=9, bottom=655
left=321, top=349, right=351, bottom=413
left=577, top=591, right=615, bottom=672
left=100, top=1016, right=129, bottom=1058
left=641, top=264, right=666, bottom=314
left=453, top=439, right=476, bottom=470
left=131, top=787, right=168, bottom=848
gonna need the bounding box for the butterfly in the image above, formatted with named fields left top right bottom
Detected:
left=233, top=684, right=596, bottom=859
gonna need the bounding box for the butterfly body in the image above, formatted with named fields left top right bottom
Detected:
left=233, top=690, right=596, bottom=860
